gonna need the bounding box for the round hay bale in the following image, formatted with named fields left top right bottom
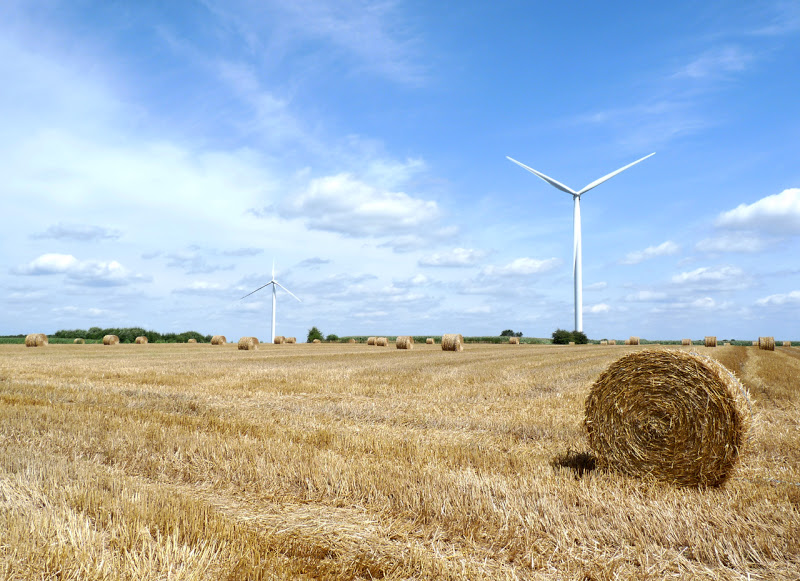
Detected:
left=238, top=337, right=259, bottom=350
left=348, top=338, right=356, bottom=343
left=568, top=341, right=576, bottom=346
left=608, top=340, right=617, bottom=345
left=73, top=338, right=85, bottom=344
left=752, top=341, right=758, bottom=346
left=25, top=333, right=48, bottom=347
left=629, top=336, right=640, bottom=346
left=396, top=336, right=414, bottom=349
left=585, top=349, right=750, bottom=487
left=135, top=336, right=148, bottom=344
left=426, top=338, right=434, bottom=345
left=600, top=340, right=608, bottom=345
left=723, top=342, right=731, bottom=347
left=211, top=335, right=227, bottom=345
left=312, top=339, right=321, bottom=344
left=367, top=337, right=376, bottom=346
left=187, top=338, right=197, bottom=344
left=509, top=336, right=520, bottom=345
left=286, top=337, right=296, bottom=344
left=102, top=335, right=119, bottom=346
left=624, top=339, right=631, bottom=345
left=704, top=336, right=717, bottom=348
left=375, top=337, right=388, bottom=347
left=758, top=336, right=774, bottom=351
left=783, top=341, right=791, bottom=347
left=681, top=339, right=692, bottom=346
left=441, top=334, right=463, bottom=352
left=274, top=336, right=285, bottom=344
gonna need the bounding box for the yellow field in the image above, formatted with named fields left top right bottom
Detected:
left=1, top=342, right=798, bottom=580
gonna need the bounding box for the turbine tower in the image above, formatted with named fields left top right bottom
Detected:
left=240, top=261, right=301, bottom=343
left=506, top=152, right=655, bottom=333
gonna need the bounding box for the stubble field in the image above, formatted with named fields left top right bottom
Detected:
left=0, top=342, right=798, bottom=580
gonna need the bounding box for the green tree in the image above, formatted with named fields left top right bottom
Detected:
left=572, top=330, right=588, bottom=344
left=551, top=328, right=573, bottom=345
left=500, top=329, right=515, bottom=337
left=307, top=326, right=324, bottom=343
left=325, top=334, right=339, bottom=342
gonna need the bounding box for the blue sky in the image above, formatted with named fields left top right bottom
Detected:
left=3, top=1, right=799, bottom=341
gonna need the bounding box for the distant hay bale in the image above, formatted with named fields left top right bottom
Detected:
left=608, top=340, right=617, bottom=345
left=348, top=338, right=356, bottom=343
left=237, top=337, right=259, bottom=350
left=624, top=339, right=631, bottom=345
left=135, top=336, right=148, bottom=344
left=441, top=334, right=463, bottom=352
left=568, top=341, right=576, bottom=346
left=629, top=336, right=640, bottom=346
left=312, top=339, right=321, bottom=344
left=25, top=333, right=48, bottom=347
left=211, top=335, right=227, bottom=345
left=509, top=336, right=520, bottom=344
left=274, top=336, right=285, bottom=344
left=367, top=337, right=376, bottom=346
left=783, top=341, right=792, bottom=347
left=426, top=338, right=434, bottom=344
left=102, top=335, right=119, bottom=346
left=396, top=336, right=414, bottom=349
left=585, top=349, right=751, bottom=487
left=681, top=339, right=692, bottom=346
left=758, top=336, right=774, bottom=351
left=723, top=342, right=731, bottom=347
left=73, top=338, right=85, bottom=344
left=187, top=338, right=197, bottom=344
left=704, top=336, right=717, bottom=348
left=752, top=341, right=758, bottom=346
left=286, top=337, right=296, bottom=344
left=376, top=337, right=388, bottom=347
left=600, top=340, right=608, bottom=345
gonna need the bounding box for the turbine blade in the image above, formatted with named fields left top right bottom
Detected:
left=576, top=152, right=655, bottom=196
left=239, top=281, right=274, bottom=300
left=506, top=156, right=577, bottom=195
left=274, top=281, right=302, bottom=302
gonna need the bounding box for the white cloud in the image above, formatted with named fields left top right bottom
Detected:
left=621, top=241, right=680, bottom=265
left=279, top=172, right=439, bottom=238
left=671, top=265, right=747, bottom=288
left=676, top=46, right=753, bottom=79
left=695, top=233, right=769, bottom=253
left=587, top=303, right=610, bottom=314
left=482, top=257, right=561, bottom=277
left=716, top=188, right=800, bottom=234
left=419, top=248, right=486, bottom=267
left=756, top=290, right=800, bottom=306
left=625, top=290, right=668, bottom=302
left=14, top=253, right=149, bottom=287
left=32, top=223, right=122, bottom=242
left=585, top=282, right=607, bottom=291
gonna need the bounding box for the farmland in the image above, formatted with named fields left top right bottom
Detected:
left=0, top=342, right=798, bottom=579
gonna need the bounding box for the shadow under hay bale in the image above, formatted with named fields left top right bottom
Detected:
left=211, top=335, right=227, bottom=345
left=585, top=349, right=750, bottom=488
left=441, top=334, right=463, bottom=351
left=552, top=450, right=597, bottom=479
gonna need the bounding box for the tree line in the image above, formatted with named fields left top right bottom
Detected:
left=52, top=327, right=211, bottom=343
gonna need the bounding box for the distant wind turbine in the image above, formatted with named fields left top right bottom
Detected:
left=506, top=152, right=655, bottom=333
left=239, top=261, right=301, bottom=343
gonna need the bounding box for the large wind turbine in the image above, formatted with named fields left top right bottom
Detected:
left=240, top=261, right=301, bottom=343
left=506, top=152, right=655, bottom=333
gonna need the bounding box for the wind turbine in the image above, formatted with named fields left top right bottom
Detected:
left=239, top=261, right=301, bottom=343
left=506, top=152, right=655, bottom=333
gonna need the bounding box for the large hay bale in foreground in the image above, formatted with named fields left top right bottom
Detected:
left=274, top=336, right=285, bottom=345
left=758, top=336, right=774, bottom=351
left=73, top=338, right=85, bottom=344
left=681, top=339, right=692, bottom=346
left=238, top=337, right=259, bottom=350
left=25, top=334, right=48, bottom=347
left=211, top=335, right=227, bottom=345
left=509, top=336, right=520, bottom=344
left=426, top=338, right=434, bottom=345
left=585, top=349, right=750, bottom=487
left=441, top=334, right=463, bottom=352
left=783, top=341, right=792, bottom=347
left=135, top=336, right=148, bottom=344
left=704, top=336, right=717, bottom=348
left=367, top=337, right=376, bottom=346
left=375, top=337, right=388, bottom=347
left=396, top=336, right=414, bottom=349
left=102, top=335, right=119, bottom=346
left=628, top=336, right=640, bottom=346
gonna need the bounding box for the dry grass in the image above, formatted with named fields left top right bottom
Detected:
left=0, top=343, right=798, bottom=579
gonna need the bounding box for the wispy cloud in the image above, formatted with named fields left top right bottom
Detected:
left=32, top=223, right=122, bottom=242
left=695, top=232, right=770, bottom=253
left=671, top=265, right=750, bottom=289
left=621, top=241, right=679, bottom=265
left=419, top=248, right=487, bottom=268
left=674, top=46, right=754, bottom=79
left=482, top=257, right=561, bottom=277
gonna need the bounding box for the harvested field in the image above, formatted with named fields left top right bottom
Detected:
left=0, top=343, right=798, bottom=579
